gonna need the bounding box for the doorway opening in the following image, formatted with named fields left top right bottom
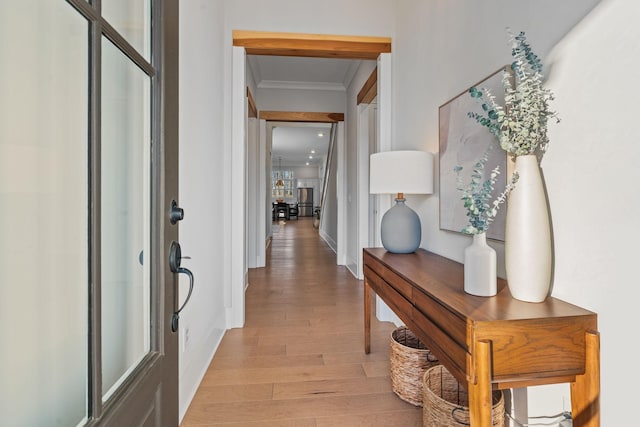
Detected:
left=230, top=30, right=392, bottom=328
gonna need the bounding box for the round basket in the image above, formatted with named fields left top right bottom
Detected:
left=390, top=326, right=439, bottom=407
left=422, top=365, right=504, bottom=426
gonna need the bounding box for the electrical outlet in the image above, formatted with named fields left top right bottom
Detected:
left=182, top=326, right=190, bottom=351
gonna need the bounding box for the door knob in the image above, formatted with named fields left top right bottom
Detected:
left=169, top=200, right=184, bottom=224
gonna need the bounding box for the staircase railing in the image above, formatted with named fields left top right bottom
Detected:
left=318, top=122, right=337, bottom=224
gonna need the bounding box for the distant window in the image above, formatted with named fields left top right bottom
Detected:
left=272, top=169, right=294, bottom=199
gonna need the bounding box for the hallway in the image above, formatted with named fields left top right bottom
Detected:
left=180, top=217, right=421, bottom=426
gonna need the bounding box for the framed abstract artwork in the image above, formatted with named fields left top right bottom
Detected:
left=438, top=66, right=510, bottom=241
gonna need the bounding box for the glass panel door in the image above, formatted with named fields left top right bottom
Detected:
left=102, top=0, right=151, bottom=60
left=0, top=2, right=89, bottom=426
left=100, top=37, right=151, bottom=401
left=1, top=0, right=179, bottom=423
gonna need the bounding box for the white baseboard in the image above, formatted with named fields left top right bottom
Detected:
left=346, top=256, right=358, bottom=278
left=319, top=229, right=337, bottom=254
left=179, top=324, right=225, bottom=423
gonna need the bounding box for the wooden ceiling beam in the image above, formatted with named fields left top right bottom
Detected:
left=259, top=111, right=344, bottom=123
left=233, top=30, right=391, bottom=60
left=357, top=67, right=377, bottom=105
left=246, top=87, right=257, bottom=118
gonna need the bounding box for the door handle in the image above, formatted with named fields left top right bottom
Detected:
left=172, top=266, right=193, bottom=333
left=169, top=241, right=194, bottom=332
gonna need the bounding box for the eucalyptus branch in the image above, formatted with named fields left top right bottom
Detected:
left=489, top=171, right=519, bottom=218
left=467, top=30, right=560, bottom=161
left=455, top=145, right=516, bottom=235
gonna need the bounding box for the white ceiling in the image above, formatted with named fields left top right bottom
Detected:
left=247, top=55, right=361, bottom=91
left=271, top=123, right=331, bottom=167
left=247, top=55, right=366, bottom=168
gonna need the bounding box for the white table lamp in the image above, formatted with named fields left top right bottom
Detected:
left=370, top=150, right=434, bottom=253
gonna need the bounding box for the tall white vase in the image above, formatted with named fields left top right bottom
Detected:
left=464, top=232, right=497, bottom=297
left=505, top=154, right=552, bottom=302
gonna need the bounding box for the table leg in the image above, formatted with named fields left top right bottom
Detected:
left=364, top=279, right=371, bottom=354
left=469, top=339, right=493, bottom=427
left=571, top=331, right=600, bottom=427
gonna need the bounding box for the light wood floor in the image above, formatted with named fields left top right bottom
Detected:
left=180, top=217, right=422, bottom=426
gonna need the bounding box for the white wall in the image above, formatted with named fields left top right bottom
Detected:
left=394, top=0, right=600, bottom=273
left=222, top=0, right=395, bottom=37
left=256, top=87, right=345, bottom=113
left=178, top=0, right=227, bottom=421
left=393, top=0, right=635, bottom=424
left=293, top=166, right=320, bottom=179
left=544, top=1, right=639, bottom=423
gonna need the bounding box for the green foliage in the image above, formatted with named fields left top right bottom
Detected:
left=467, top=30, right=560, bottom=160
left=455, top=147, right=518, bottom=235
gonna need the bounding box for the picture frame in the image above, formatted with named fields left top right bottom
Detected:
left=438, top=66, right=510, bottom=241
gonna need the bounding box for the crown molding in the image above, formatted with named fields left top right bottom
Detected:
left=257, top=80, right=346, bottom=91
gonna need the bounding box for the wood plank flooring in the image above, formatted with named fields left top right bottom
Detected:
left=180, top=217, right=422, bottom=426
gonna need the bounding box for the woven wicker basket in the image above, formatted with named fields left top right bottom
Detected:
left=390, top=326, right=439, bottom=407
left=422, top=365, right=504, bottom=426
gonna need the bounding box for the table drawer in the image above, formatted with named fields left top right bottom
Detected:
left=412, top=288, right=467, bottom=350
left=410, top=306, right=470, bottom=386
left=364, top=265, right=413, bottom=327
left=364, top=252, right=413, bottom=301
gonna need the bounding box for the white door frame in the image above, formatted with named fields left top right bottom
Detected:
left=371, top=53, right=400, bottom=324
left=229, top=45, right=392, bottom=328
left=228, top=46, right=247, bottom=328
left=373, top=53, right=393, bottom=249
left=356, top=102, right=371, bottom=279
left=356, top=53, right=393, bottom=279
left=258, top=119, right=268, bottom=266
left=336, top=121, right=347, bottom=265
left=246, top=117, right=259, bottom=269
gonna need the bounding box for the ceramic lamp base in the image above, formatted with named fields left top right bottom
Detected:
left=381, top=198, right=421, bottom=253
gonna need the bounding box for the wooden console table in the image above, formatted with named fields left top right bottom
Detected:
left=363, top=248, right=599, bottom=427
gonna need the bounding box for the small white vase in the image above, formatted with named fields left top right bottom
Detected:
left=464, top=232, right=497, bottom=297
left=505, top=154, right=552, bottom=303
